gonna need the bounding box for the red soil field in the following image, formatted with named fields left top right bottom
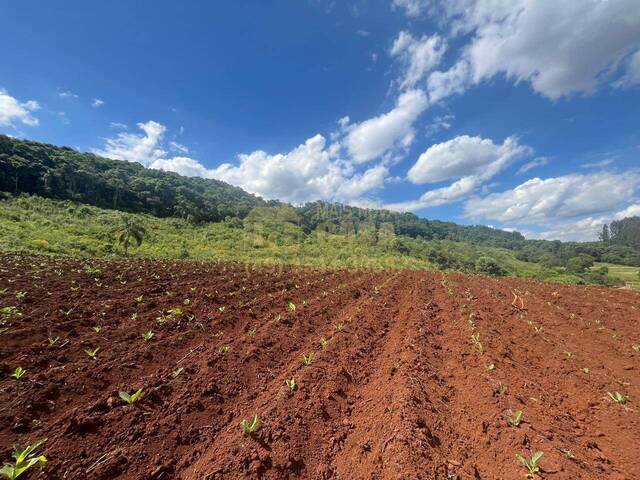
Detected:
left=1, top=253, right=639, bottom=479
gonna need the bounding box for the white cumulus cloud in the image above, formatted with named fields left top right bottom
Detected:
left=0, top=89, right=40, bottom=128
left=344, top=89, right=428, bottom=163
left=95, top=120, right=168, bottom=166
left=390, top=31, right=446, bottom=89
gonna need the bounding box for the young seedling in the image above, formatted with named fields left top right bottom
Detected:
left=285, top=378, right=296, bottom=391
left=485, top=363, right=496, bottom=371
left=91, top=325, right=101, bottom=333
left=84, top=347, right=100, bottom=359
left=47, top=336, right=60, bottom=347
left=632, top=344, right=640, bottom=352
left=240, top=414, right=260, bottom=435
left=119, top=388, right=143, bottom=405
left=247, top=325, right=257, bottom=336
left=471, top=333, right=484, bottom=354
left=559, top=448, right=576, bottom=460
left=287, top=302, right=296, bottom=312
left=134, top=295, right=144, bottom=303
left=15, top=291, right=27, bottom=300
left=320, top=337, right=330, bottom=348
left=183, top=298, right=191, bottom=305
left=506, top=410, right=523, bottom=427
left=581, top=367, right=590, bottom=374
left=142, top=330, right=154, bottom=341
left=564, top=351, right=574, bottom=359
left=495, top=383, right=508, bottom=395
left=607, top=391, right=628, bottom=405
left=0, top=438, right=47, bottom=479
left=11, top=367, right=25, bottom=380
left=219, top=345, right=230, bottom=354
left=171, top=367, right=184, bottom=379
left=517, top=451, right=543, bottom=475
left=336, top=323, right=345, bottom=332
left=218, top=306, right=226, bottom=313
left=302, top=353, right=314, bottom=366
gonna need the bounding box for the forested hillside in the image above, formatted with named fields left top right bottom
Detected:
left=1, top=134, right=639, bottom=286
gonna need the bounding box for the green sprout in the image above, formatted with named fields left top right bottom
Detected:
left=471, top=333, right=484, bottom=354
left=485, top=363, right=496, bottom=371
left=580, top=367, right=590, bottom=374
left=11, top=367, right=25, bottom=380
left=247, top=325, right=257, bottom=336
left=134, top=295, right=144, bottom=303
left=506, top=410, right=523, bottom=427
left=285, top=378, right=296, bottom=391
left=632, top=344, right=640, bottom=352
left=559, top=448, right=576, bottom=460
left=47, top=336, right=60, bottom=347
left=287, top=302, right=296, bottom=312
left=495, top=383, right=508, bottom=395
left=219, top=345, right=230, bottom=353
left=15, top=291, right=27, bottom=300
left=564, top=351, right=574, bottom=359
left=336, top=323, right=345, bottom=332
left=171, top=367, right=184, bottom=379
left=607, top=391, right=628, bottom=405
left=84, top=347, right=100, bottom=359
left=119, top=388, right=143, bottom=405
left=516, top=451, right=543, bottom=474
left=240, top=414, right=260, bottom=435
left=218, top=306, right=226, bottom=313
left=0, top=438, right=47, bottom=479
left=320, top=337, right=330, bottom=348
left=142, top=330, right=154, bottom=341
left=91, top=325, right=101, bottom=333
left=302, top=353, right=314, bottom=366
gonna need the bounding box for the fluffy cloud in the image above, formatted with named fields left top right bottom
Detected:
left=464, top=171, right=640, bottom=224
left=390, top=31, right=446, bottom=89
left=92, top=98, right=105, bottom=108
left=408, top=135, right=531, bottom=184
left=615, top=203, right=640, bottom=219
left=0, top=89, right=40, bottom=127
left=207, top=134, right=388, bottom=204
left=344, top=89, right=428, bottom=163
left=95, top=120, right=167, bottom=166
left=425, top=0, right=640, bottom=102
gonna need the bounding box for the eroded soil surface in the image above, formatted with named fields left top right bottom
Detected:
left=1, top=253, right=639, bottom=479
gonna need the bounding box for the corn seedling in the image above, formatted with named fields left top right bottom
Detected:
left=134, top=295, right=144, bottom=303
left=247, top=325, right=257, bottom=336
left=91, top=325, right=101, bottom=333
left=287, top=302, right=296, bottom=312
left=285, top=378, right=296, bottom=391
left=485, top=363, right=496, bottom=371
left=84, top=347, right=99, bottom=359
left=220, top=345, right=230, bottom=353
left=47, top=336, right=60, bottom=347
left=302, top=353, right=314, bottom=366
left=119, top=388, right=143, bottom=405
left=632, top=344, right=640, bottom=352
left=607, top=391, right=628, bottom=405
left=0, top=438, right=47, bottom=479
left=15, top=291, right=27, bottom=300
left=517, top=451, right=543, bottom=475
left=11, top=367, right=25, bottom=380
left=506, top=410, right=523, bottom=427
left=470, top=333, right=484, bottom=354
left=320, top=337, right=330, bottom=348
left=171, top=367, right=184, bottom=379
left=240, top=414, right=260, bottom=435
left=336, top=323, right=345, bottom=332
left=564, top=351, right=574, bottom=359
left=218, top=306, right=226, bottom=313
left=495, top=383, right=508, bottom=395
left=581, top=367, right=589, bottom=374
left=559, top=448, right=576, bottom=460
left=142, top=330, right=154, bottom=341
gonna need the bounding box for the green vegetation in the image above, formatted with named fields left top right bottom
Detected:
left=0, top=438, right=47, bottom=479
left=142, top=330, right=154, bottom=341
left=506, top=410, right=523, bottom=427
left=593, top=262, right=640, bottom=290
left=1, top=135, right=639, bottom=285
left=171, top=367, right=184, bottom=379
left=285, top=378, right=296, bottom=391
left=11, top=367, right=25, bottom=380
left=84, top=347, right=99, bottom=359
left=302, top=353, right=314, bottom=366
left=517, top=451, right=543, bottom=475
left=119, top=388, right=143, bottom=405
left=240, top=414, right=260, bottom=435
left=607, top=391, right=628, bottom=405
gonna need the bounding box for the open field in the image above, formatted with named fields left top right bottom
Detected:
left=594, top=262, right=640, bottom=290
left=1, top=253, right=639, bottom=479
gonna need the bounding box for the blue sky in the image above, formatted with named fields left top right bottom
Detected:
left=1, top=0, right=639, bottom=240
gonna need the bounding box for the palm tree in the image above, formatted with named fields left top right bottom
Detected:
left=117, top=217, right=146, bottom=257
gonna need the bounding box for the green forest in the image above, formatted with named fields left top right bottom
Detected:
left=1, top=134, right=639, bottom=288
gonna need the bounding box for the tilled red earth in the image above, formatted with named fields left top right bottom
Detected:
left=0, top=253, right=639, bottom=479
